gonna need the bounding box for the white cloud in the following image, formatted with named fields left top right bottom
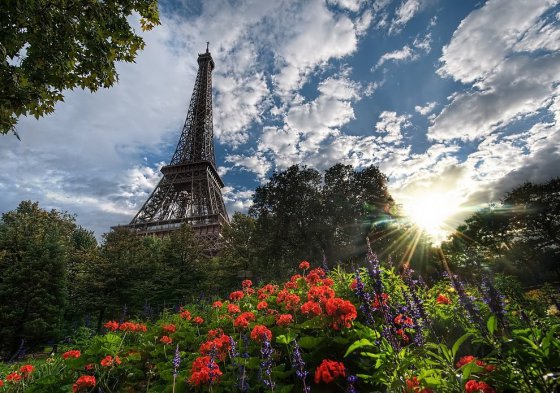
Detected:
left=375, top=111, right=411, bottom=143
left=222, top=186, right=255, bottom=213
left=328, top=0, right=362, bottom=12
left=430, top=0, right=560, bottom=141
left=225, top=152, right=272, bottom=180
left=415, top=101, right=437, bottom=115
left=389, top=0, right=421, bottom=35
left=375, top=45, right=415, bottom=68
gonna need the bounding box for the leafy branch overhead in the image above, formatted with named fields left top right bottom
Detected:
left=0, top=0, right=160, bottom=135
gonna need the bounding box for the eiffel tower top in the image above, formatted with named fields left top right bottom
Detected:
left=169, top=43, right=216, bottom=166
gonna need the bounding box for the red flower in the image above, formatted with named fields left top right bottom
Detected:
left=162, top=324, right=176, bottom=333
left=234, top=311, right=256, bottom=329
left=119, top=322, right=146, bottom=332
left=103, top=320, right=119, bottom=331
left=301, top=300, right=322, bottom=316
left=212, top=300, right=223, bottom=308
left=405, top=376, right=434, bottom=393
left=6, top=372, right=22, bottom=383
left=207, top=328, right=224, bottom=339
left=84, top=363, right=94, bottom=371
left=394, top=314, right=414, bottom=326
left=245, top=287, right=255, bottom=295
left=0, top=380, right=3, bottom=387
left=350, top=279, right=358, bottom=290
left=456, top=355, right=477, bottom=369
left=19, top=365, right=34, bottom=375
left=193, top=316, right=204, bottom=325
left=180, top=309, right=192, bottom=320
left=436, top=294, right=452, bottom=305
left=276, top=314, right=293, bottom=326
left=323, top=278, right=334, bottom=286
left=284, top=281, right=298, bottom=290
left=100, top=355, right=121, bottom=367
left=250, top=325, right=272, bottom=342
left=325, top=297, right=357, bottom=330
left=242, top=279, right=253, bottom=288
left=63, top=350, right=81, bottom=359
left=314, top=359, right=345, bottom=384
left=189, top=356, right=223, bottom=386
left=299, top=261, right=310, bottom=270
left=73, top=375, right=96, bottom=392
left=199, top=334, right=232, bottom=361
left=464, top=380, right=495, bottom=393
left=277, top=290, right=301, bottom=311
left=396, top=328, right=409, bottom=342
left=257, top=284, right=277, bottom=300
left=227, top=304, right=241, bottom=314
left=371, top=293, right=389, bottom=309
left=307, top=285, right=335, bottom=304
left=160, top=335, right=173, bottom=345
left=230, top=290, right=244, bottom=301
left=257, top=301, right=268, bottom=310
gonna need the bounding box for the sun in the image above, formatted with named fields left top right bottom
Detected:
left=399, top=191, right=462, bottom=244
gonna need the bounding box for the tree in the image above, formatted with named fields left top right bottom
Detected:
left=1, top=0, right=159, bottom=135
left=0, top=201, right=76, bottom=355
left=442, top=179, right=560, bottom=284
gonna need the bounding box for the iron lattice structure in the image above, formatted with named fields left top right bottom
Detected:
left=122, top=47, right=229, bottom=253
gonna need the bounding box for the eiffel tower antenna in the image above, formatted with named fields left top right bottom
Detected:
left=119, top=45, right=229, bottom=254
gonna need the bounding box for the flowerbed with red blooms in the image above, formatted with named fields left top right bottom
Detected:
left=1, top=257, right=559, bottom=392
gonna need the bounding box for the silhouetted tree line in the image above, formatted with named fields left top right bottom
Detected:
left=1, top=165, right=558, bottom=357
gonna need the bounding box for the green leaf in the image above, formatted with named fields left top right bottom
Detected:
left=298, top=336, right=324, bottom=350
left=486, top=315, right=497, bottom=335
left=344, top=338, right=375, bottom=357
left=452, top=332, right=471, bottom=358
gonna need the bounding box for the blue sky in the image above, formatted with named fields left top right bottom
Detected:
left=2, top=0, right=560, bottom=239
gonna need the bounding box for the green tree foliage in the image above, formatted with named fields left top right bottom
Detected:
left=0, top=201, right=76, bottom=354
left=443, top=178, right=560, bottom=284
left=1, top=0, right=160, bottom=134
left=229, top=164, right=401, bottom=281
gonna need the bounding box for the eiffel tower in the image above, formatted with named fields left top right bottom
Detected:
left=121, top=44, right=229, bottom=253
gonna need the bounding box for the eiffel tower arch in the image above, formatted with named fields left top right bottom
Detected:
left=119, top=45, right=229, bottom=254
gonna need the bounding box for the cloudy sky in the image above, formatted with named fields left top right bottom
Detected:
left=2, top=0, right=560, bottom=239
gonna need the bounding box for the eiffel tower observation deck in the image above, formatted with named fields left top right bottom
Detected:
left=120, top=44, right=229, bottom=253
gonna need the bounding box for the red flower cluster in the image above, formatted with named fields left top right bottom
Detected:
left=301, top=300, right=322, bottom=316
left=405, top=376, right=434, bottom=393
left=6, top=372, right=22, bottom=382
left=212, top=300, right=223, bottom=308
left=372, top=293, right=389, bottom=309
left=276, top=314, right=293, bottom=326
left=306, top=268, right=326, bottom=285
left=63, top=350, right=81, bottom=359
left=20, top=365, right=33, bottom=376
left=257, top=301, right=268, bottom=310
left=230, top=290, right=244, bottom=301
left=193, top=316, right=204, bottom=325
left=396, top=328, right=409, bottom=342
left=160, top=335, right=173, bottom=345
left=325, top=297, right=357, bottom=330
left=100, top=355, right=121, bottom=367
left=162, top=323, right=176, bottom=333
left=350, top=279, right=358, bottom=290
left=119, top=322, right=147, bottom=333
left=436, top=294, right=452, bottom=305
left=103, top=320, right=119, bottom=331
left=199, top=333, right=231, bottom=361
left=227, top=304, right=241, bottom=314
left=250, top=325, right=272, bottom=342
left=73, top=375, right=96, bottom=392
left=242, top=279, right=253, bottom=288
left=394, top=314, right=414, bottom=327
left=464, top=380, right=495, bottom=393
left=307, top=285, right=335, bottom=304
left=277, top=289, right=301, bottom=311
left=456, top=356, right=495, bottom=372
left=180, top=309, right=192, bottom=320
left=189, top=356, right=222, bottom=386
left=299, top=260, right=310, bottom=270
left=257, top=284, right=277, bottom=300
left=314, top=359, right=345, bottom=384
left=234, top=311, right=256, bottom=329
